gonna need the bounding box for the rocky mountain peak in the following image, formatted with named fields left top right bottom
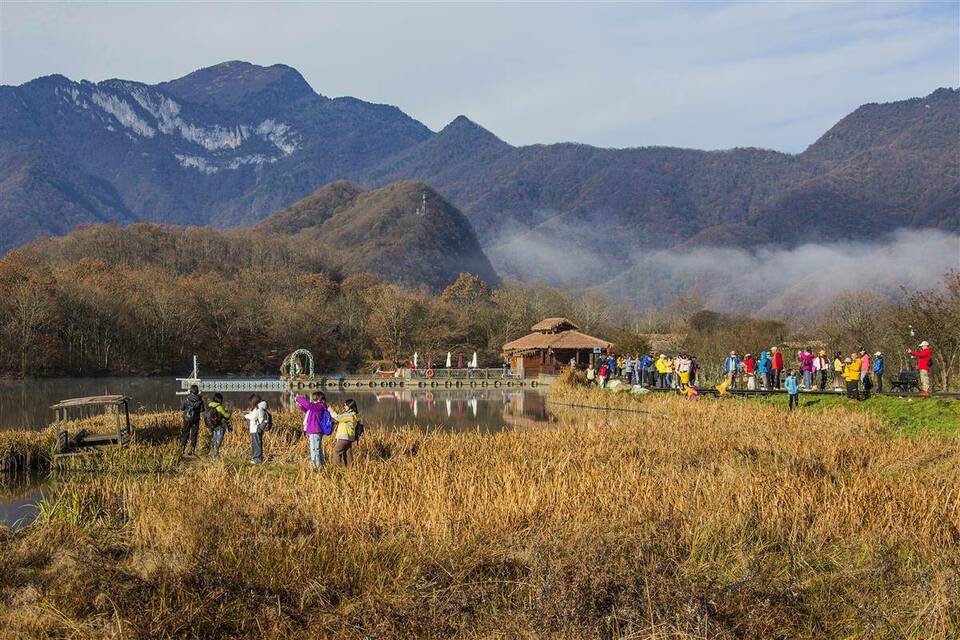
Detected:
left=157, top=60, right=317, bottom=113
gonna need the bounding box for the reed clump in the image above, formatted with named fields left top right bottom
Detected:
left=0, top=429, right=51, bottom=474
left=0, top=383, right=957, bottom=639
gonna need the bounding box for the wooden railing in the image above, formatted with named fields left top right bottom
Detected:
left=405, top=368, right=516, bottom=380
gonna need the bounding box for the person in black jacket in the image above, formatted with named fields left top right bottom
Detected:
left=179, top=385, right=205, bottom=457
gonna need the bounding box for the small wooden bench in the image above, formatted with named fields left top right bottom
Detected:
left=888, top=370, right=921, bottom=393
left=52, top=395, right=133, bottom=457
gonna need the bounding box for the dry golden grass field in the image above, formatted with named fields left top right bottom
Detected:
left=0, top=380, right=958, bottom=639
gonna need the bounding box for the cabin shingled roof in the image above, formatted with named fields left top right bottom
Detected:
left=530, top=317, right=580, bottom=332
left=502, top=329, right=613, bottom=353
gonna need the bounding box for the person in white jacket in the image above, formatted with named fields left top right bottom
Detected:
left=244, top=394, right=268, bottom=464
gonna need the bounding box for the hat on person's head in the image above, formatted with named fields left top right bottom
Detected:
left=920, top=341, right=929, bottom=347
left=874, top=351, right=882, bottom=356
left=819, top=350, right=826, bottom=355
left=844, top=357, right=852, bottom=363
left=660, top=354, right=666, bottom=358
left=730, top=351, right=736, bottom=356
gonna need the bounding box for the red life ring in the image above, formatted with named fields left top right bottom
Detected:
left=425, top=368, right=435, bottom=378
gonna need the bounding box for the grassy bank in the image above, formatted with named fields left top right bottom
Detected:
left=0, top=385, right=958, bottom=639
left=744, top=392, right=960, bottom=437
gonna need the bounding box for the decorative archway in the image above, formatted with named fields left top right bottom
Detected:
left=280, top=349, right=315, bottom=380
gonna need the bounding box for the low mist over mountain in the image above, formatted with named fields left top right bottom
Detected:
left=2, top=61, right=957, bottom=303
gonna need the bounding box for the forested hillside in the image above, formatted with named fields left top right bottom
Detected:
left=258, top=180, right=499, bottom=289
left=0, top=225, right=630, bottom=377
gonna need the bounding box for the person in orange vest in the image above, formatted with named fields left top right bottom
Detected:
left=908, top=341, right=933, bottom=396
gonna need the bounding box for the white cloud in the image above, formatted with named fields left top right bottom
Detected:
left=1, top=1, right=956, bottom=152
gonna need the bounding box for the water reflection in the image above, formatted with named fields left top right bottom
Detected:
left=0, top=473, right=49, bottom=530
left=283, top=388, right=549, bottom=432
left=0, top=377, right=550, bottom=432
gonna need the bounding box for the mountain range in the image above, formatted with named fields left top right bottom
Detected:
left=2, top=60, right=957, bottom=291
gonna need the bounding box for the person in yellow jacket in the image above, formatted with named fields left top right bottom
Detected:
left=843, top=357, right=861, bottom=401
left=655, top=354, right=670, bottom=389
left=205, top=393, right=232, bottom=460
left=330, top=399, right=362, bottom=466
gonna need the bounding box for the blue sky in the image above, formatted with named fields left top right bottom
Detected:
left=1, top=1, right=957, bottom=152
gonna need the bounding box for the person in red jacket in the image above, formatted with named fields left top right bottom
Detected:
left=770, top=346, right=784, bottom=390
left=908, top=340, right=933, bottom=396
left=744, top=353, right=757, bottom=390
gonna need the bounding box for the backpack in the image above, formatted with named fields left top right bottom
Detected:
left=183, top=397, right=202, bottom=422
left=319, top=409, right=333, bottom=436
left=354, top=419, right=365, bottom=443
left=204, top=406, right=223, bottom=430
left=259, top=409, right=273, bottom=433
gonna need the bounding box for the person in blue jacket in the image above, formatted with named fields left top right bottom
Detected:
left=723, top=351, right=741, bottom=389
left=872, top=351, right=885, bottom=394
left=757, top=351, right=771, bottom=390
left=606, top=354, right=616, bottom=379
left=784, top=368, right=800, bottom=411
left=639, top=353, right=654, bottom=386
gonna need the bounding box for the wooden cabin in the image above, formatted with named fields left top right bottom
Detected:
left=502, top=318, right=613, bottom=376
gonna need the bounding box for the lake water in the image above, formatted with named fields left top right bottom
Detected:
left=0, top=474, right=50, bottom=530
left=0, top=376, right=550, bottom=432
left=0, top=376, right=553, bottom=527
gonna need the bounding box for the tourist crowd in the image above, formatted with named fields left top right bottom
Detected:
left=173, top=342, right=932, bottom=463
left=583, top=353, right=701, bottom=390
left=177, top=386, right=362, bottom=467
left=582, top=340, right=935, bottom=405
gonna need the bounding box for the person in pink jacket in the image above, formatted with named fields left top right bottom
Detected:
left=296, top=391, right=330, bottom=468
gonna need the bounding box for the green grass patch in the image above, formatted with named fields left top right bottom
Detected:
left=750, top=392, right=960, bottom=436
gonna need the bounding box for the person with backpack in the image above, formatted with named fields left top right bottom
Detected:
left=296, top=391, right=331, bottom=469
left=205, top=392, right=232, bottom=459
left=244, top=394, right=270, bottom=465
left=873, top=352, right=885, bottom=393
left=330, top=399, right=362, bottom=466
left=179, top=384, right=205, bottom=457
